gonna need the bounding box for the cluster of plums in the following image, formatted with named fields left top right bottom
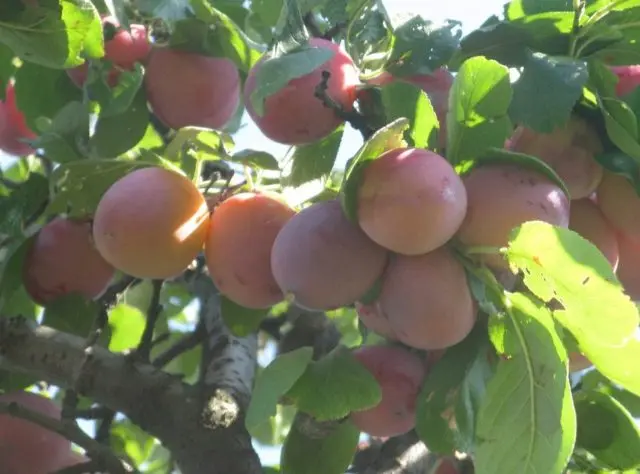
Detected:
left=0, top=391, right=99, bottom=474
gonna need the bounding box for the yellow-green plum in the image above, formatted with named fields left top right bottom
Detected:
left=456, top=163, right=570, bottom=268
left=357, top=147, right=467, bottom=255
left=244, top=37, right=360, bottom=145
left=377, top=247, right=477, bottom=350
left=597, top=171, right=640, bottom=241
left=350, top=345, right=426, bottom=437
left=569, top=198, right=620, bottom=270
left=270, top=199, right=388, bottom=311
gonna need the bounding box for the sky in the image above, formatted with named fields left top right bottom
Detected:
left=0, top=0, right=508, bottom=469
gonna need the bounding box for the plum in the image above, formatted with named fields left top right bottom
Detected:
left=350, top=344, right=426, bottom=437
left=569, top=198, right=620, bottom=270
left=0, top=83, right=37, bottom=157
left=0, top=391, right=71, bottom=474
left=616, top=231, right=640, bottom=301
left=93, top=166, right=210, bottom=279
left=610, top=65, right=640, bottom=96
left=355, top=301, right=396, bottom=340
left=244, top=37, right=360, bottom=145
left=377, top=247, right=477, bottom=350
left=456, top=163, right=571, bottom=268
left=145, top=47, right=240, bottom=130
left=596, top=171, right=640, bottom=241
left=507, top=116, right=604, bottom=200
left=23, top=217, right=115, bottom=305
left=270, top=199, right=389, bottom=311
left=357, top=147, right=467, bottom=255
left=205, top=192, right=296, bottom=309
left=67, top=16, right=151, bottom=87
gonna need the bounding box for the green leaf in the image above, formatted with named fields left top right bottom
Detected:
left=220, top=296, right=268, bottom=337
left=14, top=61, right=82, bottom=131
left=0, top=236, right=34, bottom=313
left=134, top=0, right=191, bottom=21
left=46, top=160, right=158, bottom=218
left=574, top=390, right=640, bottom=470
left=416, top=324, right=494, bottom=455
left=85, top=62, right=145, bottom=118
left=249, top=46, right=335, bottom=117
left=231, top=149, right=280, bottom=171
left=0, top=172, right=49, bottom=238
left=600, top=96, right=640, bottom=164
left=108, top=303, right=146, bottom=353
left=339, top=117, right=409, bottom=222
left=42, top=294, right=102, bottom=339
left=0, top=370, right=38, bottom=394
left=110, top=418, right=156, bottom=466
left=0, top=0, right=105, bottom=69
left=509, top=52, right=588, bottom=134
left=505, top=221, right=639, bottom=351
left=593, top=151, right=640, bottom=195
left=461, top=147, right=570, bottom=197
left=280, top=415, right=360, bottom=474
left=249, top=400, right=297, bottom=446
left=447, top=56, right=513, bottom=167
left=475, top=292, right=576, bottom=474
left=90, top=87, right=151, bottom=158
left=33, top=101, right=90, bottom=163
left=0, top=43, right=16, bottom=97
left=385, top=15, right=462, bottom=77
left=286, top=345, right=382, bottom=421
left=286, top=126, right=344, bottom=187
left=245, top=347, right=314, bottom=432
left=581, top=371, right=640, bottom=418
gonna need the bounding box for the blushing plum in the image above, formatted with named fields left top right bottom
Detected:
left=270, top=199, right=389, bottom=311
left=597, top=171, right=640, bottom=241
left=569, top=198, right=620, bottom=270
left=610, top=65, right=640, bottom=97
left=23, top=217, right=115, bottom=305
left=0, top=83, right=37, bottom=157
left=93, top=167, right=210, bottom=279
left=456, top=163, right=570, bottom=268
left=244, top=37, right=360, bottom=145
left=357, top=148, right=467, bottom=255
left=205, top=192, right=296, bottom=309
left=355, top=301, right=396, bottom=340
left=377, top=247, right=477, bottom=350
left=616, top=231, right=640, bottom=301
left=145, top=47, right=241, bottom=130
left=350, top=345, right=426, bottom=437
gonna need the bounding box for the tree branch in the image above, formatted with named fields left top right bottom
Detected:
left=0, top=400, right=131, bottom=474
left=133, top=279, right=164, bottom=362
left=350, top=431, right=433, bottom=474
left=152, top=322, right=206, bottom=369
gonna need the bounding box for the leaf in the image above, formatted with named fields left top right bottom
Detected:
left=0, top=0, right=105, bottom=69
left=509, top=52, right=588, bottom=134
left=248, top=45, right=336, bottom=117
left=0, top=43, right=16, bottom=97
left=462, top=147, right=570, bottom=197
left=0, top=172, right=49, bottom=238
left=84, top=62, right=145, bottom=118
left=0, top=370, right=38, bottom=394
left=245, top=347, right=314, bottom=432
left=474, top=292, right=576, bottom=474
left=416, top=324, right=494, bottom=455
left=505, top=221, right=639, bottom=351
left=600, top=96, right=640, bottom=164
left=33, top=101, right=90, bottom=163
left=231, top=149, right=280, bottom=170
left=14, top=61, right=82, bottom=131
left=220, top=296, right=268, bottom=337
left=280, top=415, right=360, bottom=474
left=574, top=390, right=640, bottom=470
left=89, top=87, right=151, bottom=158
left=46, top=160, right=158, bottom=218
left=285, top=345, right=382, bottom=422
left=133, top=0, right=192, bottom=21
left=286, top=126, right=344, bottom=187
left=581, top=371, right=640, bottom=418
left=385, top=15, right=462, bottom=77
left=447, top=56, right=513, bottom=167
left=339, top=117, right=409, bottom=222
left=41, top=294, right=102, bottom=339
left=0, top=236, right=34, bottom=313
left=108, top=303, right=146, bottom=353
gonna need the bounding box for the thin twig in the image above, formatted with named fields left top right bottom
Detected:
left=152, top=323, right=207, bottom=368
left=74, top=406, right=113, bottom=420
left=0, top=176, right=19, bottom=190
left=0, top=401, right=131, bottom=474
left=95, top=409, right=116, bottom=445
left=134, top=279, right=164, bottom=362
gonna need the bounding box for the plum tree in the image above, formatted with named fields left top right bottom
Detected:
left=596, top=171, right=640, bottom=241
left=610, top=65, right=640, bottom=96
left=144, top=47, right=241, bottom=130
left=356, top=147, right=467, bottom=255
left=270, top=199, right=388, bottom=310
left=67, top=16, right=151, bottom=87
left=367, top=68, right=453, bottom=148
left=244, top=37, right=360, bottom=145
left=0, top=391, right=71, bottom=474
left=507, top=116, right=604, bottom=200
left=354, top=301, right=396, bottom=340
left=616, top=231, right=640, bottom=301
left=569, top=198, right=620, bottom=270
left=22, top=217, right=115, bottom=305
left=205, top=192, right=296, bottom=309
left=0, top=83, right=37, bottom=157
left=92, top=166, right=210, bottom=279
left=350, top=344, right=426, bottom=437
left=456, top=163, right=571, bottom=268
left=375, top=247, right=477, bottom=350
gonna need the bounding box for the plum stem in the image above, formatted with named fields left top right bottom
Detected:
left=152, top=321, right=207, bottom=368
left=314, top=70, right=375, bottom=140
